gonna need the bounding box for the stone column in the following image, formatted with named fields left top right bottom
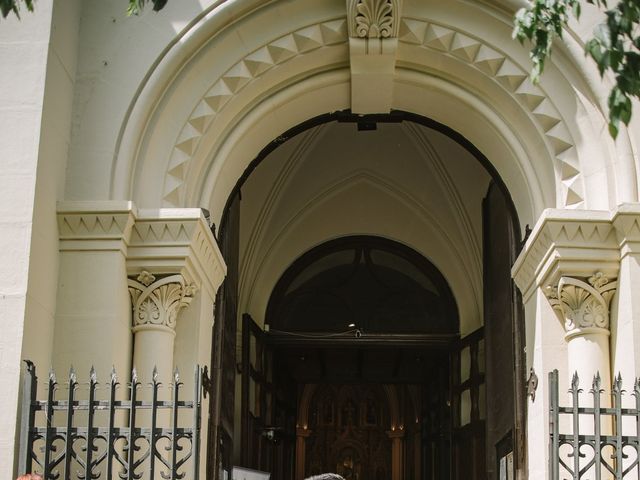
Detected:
left=545, top=272, right=617, bottom=391
left=295, top=427, right=311, bottom=480
left=512, top=209, right=620, bottom=480
left=126, top=208, right=226, bottom=376
left=387, top=429, right=404, bottom=480
left=127, top=271, right=197, bottom=383
left=126, top=208, right=226, bottom=477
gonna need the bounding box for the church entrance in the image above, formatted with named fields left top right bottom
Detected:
left=238, top=236, right=486, bottom=480
left=208, top=112, right=525, bottom=480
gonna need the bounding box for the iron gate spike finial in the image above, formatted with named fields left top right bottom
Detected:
left=110, top=365, right=117, bottom=385
left=590, top=371, right=602, bottom=394
left=89, top=365, right=97, bottom=384
left=570, top=371, right=580, bottom=392
left=152, top=365, right=159, bottom=384
left=613, top=373, right=623, bottom=394
left=174, top=366, right=180, bottom=384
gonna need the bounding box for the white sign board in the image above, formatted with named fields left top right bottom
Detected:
left=232, top=467, right=271, bottom=480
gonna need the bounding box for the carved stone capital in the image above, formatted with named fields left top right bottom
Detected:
left=347, top=0, right=402, bottom=39
left=544, top=272, right=617, bottom=339
left=128, top=270, right=198, bottom=333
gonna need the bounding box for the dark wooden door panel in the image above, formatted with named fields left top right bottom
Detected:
left=208, top=192, right=240, bottom=480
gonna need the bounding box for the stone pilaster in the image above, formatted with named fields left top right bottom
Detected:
left=54, top=201, right=137, bottom=379
left=611, top=204, right=640, bottom=389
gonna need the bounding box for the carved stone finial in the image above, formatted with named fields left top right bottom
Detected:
left=347, top=0, right=401, bottom=38
left=137, top=270, right=156, bottom=286
left=128, top=272, right=198, bottom=332
left=545, top=272, right=617, bottom=338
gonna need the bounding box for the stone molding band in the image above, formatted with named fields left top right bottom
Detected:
left=512, top=205, right=640, bottom=302
left=57, top=200, right=227, bottom=342
left=57, top=201, right=227, bottom=298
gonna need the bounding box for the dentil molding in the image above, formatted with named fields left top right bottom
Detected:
left=128, top=271, right=198, bottom=334
left=544, top=272, right=617, bottom=339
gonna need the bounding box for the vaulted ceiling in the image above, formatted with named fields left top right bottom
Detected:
left=238, top=120, right=491, bottom=335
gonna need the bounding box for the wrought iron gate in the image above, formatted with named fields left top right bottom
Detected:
left=19, top=361, right=203, bottom=480
left=549, top=369, right=640, bottom=479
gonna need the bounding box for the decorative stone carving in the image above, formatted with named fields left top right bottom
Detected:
left=545, top=272, right=617, bottom=338
left=128, top=270, right=198, bottom=332
left=347, top=0, right=402, bottom=113
left=347, top=0, right=401, bottom=38
left=126, top=209, right=227, bottom=298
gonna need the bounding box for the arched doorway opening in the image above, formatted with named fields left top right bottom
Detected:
left=265, top=236, right=459, bottom=480
left=210, top=112, right=525, bottom=480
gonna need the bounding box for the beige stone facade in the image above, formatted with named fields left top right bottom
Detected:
left=1, top=1, right=640, bottom=479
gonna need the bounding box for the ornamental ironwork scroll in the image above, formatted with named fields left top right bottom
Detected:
left=18, top=361, right=203, bottom=480
left=549, top=369, right=640, bottom=479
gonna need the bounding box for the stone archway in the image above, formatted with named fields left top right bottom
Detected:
left=111, top=0, right=637, bottom=228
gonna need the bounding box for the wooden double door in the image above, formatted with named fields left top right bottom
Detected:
left=237, top=315, right=483, bottom=480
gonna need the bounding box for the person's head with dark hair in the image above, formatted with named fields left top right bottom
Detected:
left=304, top=475, right=345, bottom=480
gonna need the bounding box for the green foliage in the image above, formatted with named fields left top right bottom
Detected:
left=514, top=0, right=640, bottom=138
left=0, top=0, right=33, bottom=19
left=126, top=0, right=169, bottom=16
left=0, top=0, right=169, bottom=19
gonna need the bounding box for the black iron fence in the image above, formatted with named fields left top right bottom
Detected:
left=18, top=361, right=203, bottom=480
left=549, top=369, right=640, bottom=479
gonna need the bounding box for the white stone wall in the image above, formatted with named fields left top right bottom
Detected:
left=0, top=2, right=81, bottom=478
left=1, top=1, right=640, bottom=479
